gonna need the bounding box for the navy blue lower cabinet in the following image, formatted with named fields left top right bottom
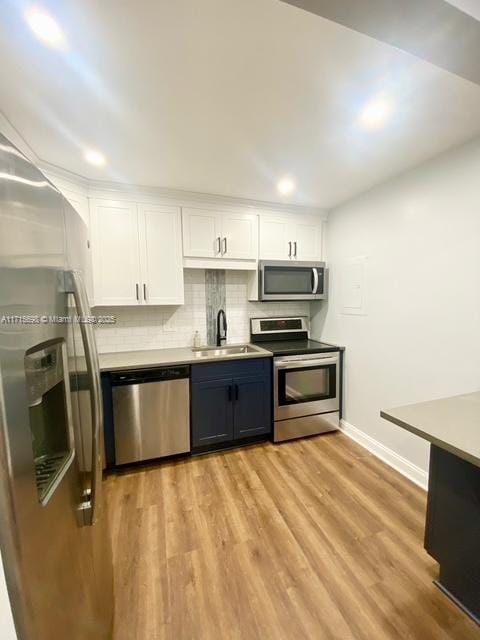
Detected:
left=233, top=375, right=270, bottom=439
left=191, top=378, right=234, bottom=448
left=101, top=373, right=116, bottom=468
left=191, top=358, right=272, bottom=452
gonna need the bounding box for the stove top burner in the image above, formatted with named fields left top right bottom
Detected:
left=250, top=317, right=342, bottom=356
left=257, top=338, right=340, bottom=357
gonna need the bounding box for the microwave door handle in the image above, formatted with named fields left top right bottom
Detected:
left=312, top=268, right=319, bottom=294
left=65, top=270, right=102, bottom=527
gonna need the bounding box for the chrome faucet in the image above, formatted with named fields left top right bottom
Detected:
left=216, top=309, right=227, bottom=347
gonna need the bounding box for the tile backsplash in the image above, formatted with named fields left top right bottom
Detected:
left=95, top=269, right=310, bottom=353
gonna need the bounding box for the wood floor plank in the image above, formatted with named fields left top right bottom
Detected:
left=106, top=433, right=480, bottom=639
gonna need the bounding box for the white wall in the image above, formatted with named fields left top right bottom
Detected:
left=312, top=136, right=480, bottom=474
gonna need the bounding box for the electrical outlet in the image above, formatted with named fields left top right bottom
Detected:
left=163, top=324, right=177, bottom=333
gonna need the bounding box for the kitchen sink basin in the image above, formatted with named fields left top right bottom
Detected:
left=191, top=344, right=263, bottom=359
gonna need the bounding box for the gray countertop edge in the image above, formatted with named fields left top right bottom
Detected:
left=98, top=348, right=272, bottom=372
left=97, top=340, right=344, bottom=373
left=380, top=408, right=480, bottom=469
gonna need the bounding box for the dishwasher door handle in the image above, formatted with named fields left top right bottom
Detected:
left=113, top=376, right=145, bottom=385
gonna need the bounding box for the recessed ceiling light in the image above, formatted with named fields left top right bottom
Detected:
left=359, top=95, right=394, bottom=130
left=277, top=177, right=295, bottom=196
left=25, top=7, right=66, bottom=49
left=84, top=149, right=107, bottom=167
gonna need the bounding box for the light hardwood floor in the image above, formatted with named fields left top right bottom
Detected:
left=106, top=433, right=480, bottom=639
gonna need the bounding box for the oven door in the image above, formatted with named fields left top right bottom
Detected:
left=274, top=353, right=339, bottom=420
left=260, top=261, right=327, bottom=301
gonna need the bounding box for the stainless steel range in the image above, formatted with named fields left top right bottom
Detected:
left=250, top=317, right=343, bottom=442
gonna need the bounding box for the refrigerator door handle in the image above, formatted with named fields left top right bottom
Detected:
left=65, top=270, right=103, bottom=527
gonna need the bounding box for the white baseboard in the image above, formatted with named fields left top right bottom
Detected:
left=340, top=419, right=429, bottom=491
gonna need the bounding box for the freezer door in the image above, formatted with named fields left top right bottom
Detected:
left=0, top=134, right=113, bottom=640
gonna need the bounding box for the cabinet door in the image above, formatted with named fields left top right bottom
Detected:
left=61, top=188, right=90, bottom=228
left=293, top=219, right=323, bottom=261
left=90, top=200, right=141, bottom=305
left=220, top=214, right=258, bottom=260
left=259, top=216, right=291, bottom=260
left=182, top=208, right=220, bottom=258
left=61, top=189, right=94, bottom=304
left=192, top=379, right=234, bottom=448
left=138, top=205, right=184, bottom=305
left=233, top=375, right=271, bottom=439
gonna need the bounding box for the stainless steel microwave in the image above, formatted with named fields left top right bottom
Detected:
left=259, top=260, right=328, bottom=301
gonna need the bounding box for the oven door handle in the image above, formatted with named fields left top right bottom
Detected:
left=276, top=356, right=339, bottom=369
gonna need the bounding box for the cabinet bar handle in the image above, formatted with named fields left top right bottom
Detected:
left=227, top=385, right=233, bottom=401
left=136, top=283, right=139, bottom=301
left=143, top=283, right=147, bottom=301
left=294, top=241, right=297, bottom=258
left=235, top=384, right=239, bottom=401
left=223, top=237, right=227, bottom=255
left=216, top=237, right=221, bottom=254
left=288, top=241, right=292, bottom=258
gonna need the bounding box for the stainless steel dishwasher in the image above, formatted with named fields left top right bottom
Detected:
left=111, top=365, right=190, bottom=465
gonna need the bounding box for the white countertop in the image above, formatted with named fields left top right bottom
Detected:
left=381, top=391, right=480, bottom=468
left=98, top=344, right=272, bottom=372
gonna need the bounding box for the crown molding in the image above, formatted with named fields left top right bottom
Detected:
left=40, top=159, right=328, bottom=218
left=38, top=159, right=90, bottom=190
left=0, top=111, right=39, bottom=164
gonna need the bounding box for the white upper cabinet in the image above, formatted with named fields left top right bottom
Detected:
left=60, top=189, right=94, bottom=303
left=259, top=217, right=292, bottom=260
left=293, top=219, right=323, bottom=261
left=138, top=204, right=184, bottom=305
left=220, top=213, right=258, bottom=259
left=259, top=214, right=323, bottom=261
left=61, top=189, right=90, bottom=228
left=90, top=200, right=141, bottom=306
left=90, top=199, right=184, bottom=306
left=182, top=208, right=220, bottom=258
left=182, top=208, right=258, bottom=261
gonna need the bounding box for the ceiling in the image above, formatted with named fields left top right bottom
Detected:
left=0, top=0, right=480, bottom=209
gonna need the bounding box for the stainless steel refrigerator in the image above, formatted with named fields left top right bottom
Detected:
left=0, top=133, right=114, bottom=639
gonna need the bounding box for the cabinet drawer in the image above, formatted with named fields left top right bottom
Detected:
left=191, top=357, right=271, bottom=382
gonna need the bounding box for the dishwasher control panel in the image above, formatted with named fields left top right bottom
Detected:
left=111, top=365, right=190, bottom=385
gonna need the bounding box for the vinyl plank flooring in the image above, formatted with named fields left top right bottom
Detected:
left=106, top=433, right=480, bottom=639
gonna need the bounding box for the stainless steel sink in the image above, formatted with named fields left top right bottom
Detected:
left=191, top=344, right=263, bottom=359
